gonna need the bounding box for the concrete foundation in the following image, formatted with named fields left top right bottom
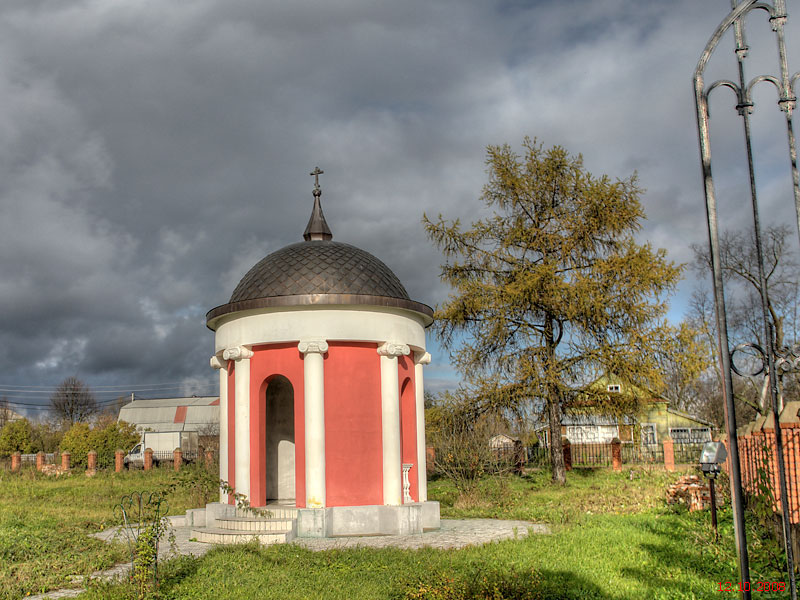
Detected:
left=295, top=501, right=440, bottom=538
left=188, top=500, right=440, bottom=542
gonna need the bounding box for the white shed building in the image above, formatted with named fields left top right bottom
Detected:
left=117, top=396, right=219, bottom=433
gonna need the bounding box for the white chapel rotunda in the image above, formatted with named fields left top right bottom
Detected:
left=206, top=169, right=439, bottom=537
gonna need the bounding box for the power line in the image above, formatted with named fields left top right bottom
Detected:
left=0, top=381, right=213, bottom=391
left=0, top=385, right=217, bottom=398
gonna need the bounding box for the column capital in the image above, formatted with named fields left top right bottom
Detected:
left=210, top=355, right=226, bottom=370
left=222, top=345, right=254, bottom=361
left=298, top=339, right=328, bottom=354
left=377, top=342, right=410, bottom=358
left=414, top=351, right=431, bottom=365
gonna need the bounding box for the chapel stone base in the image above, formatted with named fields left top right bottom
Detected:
left=187, top=501, right=440, bottom=543
left=296, top=501, right=440, bottom=538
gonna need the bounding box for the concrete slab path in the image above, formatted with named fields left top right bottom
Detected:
left=27, top=517, right=548, bottom=600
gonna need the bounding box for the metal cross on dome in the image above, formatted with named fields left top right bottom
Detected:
left=310, top=166, right=324, bottom=197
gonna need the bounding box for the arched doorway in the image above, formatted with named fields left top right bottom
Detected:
left=399, top=377, right=418, bottom=503
left=265, top=375, right=295, bottom=501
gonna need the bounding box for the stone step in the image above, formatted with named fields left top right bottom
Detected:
left=236, top=505, right=298, bottom=520
left=217, top=516, right=296, bottom=532
left=191, top=527, right=294, bottom=545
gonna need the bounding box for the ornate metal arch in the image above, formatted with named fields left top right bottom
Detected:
left=694, top=2, right=799, bottom=598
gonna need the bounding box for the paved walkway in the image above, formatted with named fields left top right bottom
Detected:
left=27, top=517, right=548, bottom=599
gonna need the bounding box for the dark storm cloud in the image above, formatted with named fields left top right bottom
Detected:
left=0, top=0, right=798, bottom=410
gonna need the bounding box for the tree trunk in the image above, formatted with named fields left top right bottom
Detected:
left=544, top=314, right=566, bottom=484
left=547, top=393, right=566, bottom=484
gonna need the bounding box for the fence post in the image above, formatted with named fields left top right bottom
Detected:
left=11, top=452, right=21, bottom=473
left=61, top=451, right=70, bottom=471
left=611, top=438, right=622, bottom=471
left=662, top=437, right=675, bottom=472
left=204, top=449, right=214, bottom=469
left=513, top=439, right=525, bottom=475
left=173, top=448, right=182, bottom=472
left=36, top=451, right=45, bottom=471
left=562, top=437, right=572, bottom=472
left=752, top=428, right=767, bottom=499
left=144, top=448, right=153, bottom=471
left=115, top=449, right=124, bottom=473
left=763, top=416, right=781, bottom=512
left=87, top=450, right=97, bottom=474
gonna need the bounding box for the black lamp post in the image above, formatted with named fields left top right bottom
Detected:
left=700, top=441, right=728, bottom=542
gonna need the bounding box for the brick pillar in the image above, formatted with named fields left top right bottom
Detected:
left=87, top=450, right=97, bottom=473
left=36, top=451, right=45, bottom=471
left=426, top=446, right=435, bottom=475
left=562, top=437, right=572, bottom=472
left=11, top=452, right=21, bottom=473
left=741, top=433, right=752, bottom=493
left=204, top=449, right=214, bottom=469
left=753, top=431, right=766, bottom=498
left=717, top=435, right=729, bottom=473
left=784, top=425, right=800, bottom=524
left=611, top=437, right=622, bottom=471
left=115, top=449, right=124, bottom=473
left=663, top=437, right=675, bottom=472
left=173, top=448, right=182, bottom=472
left=144, top=448, right=153, bottom=471
left=61, top=451, right=70, bottom=471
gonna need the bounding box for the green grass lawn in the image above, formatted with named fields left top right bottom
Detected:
left=0, top=465, right=207, bottom=599
left=0, top=466, right=789, bottom=599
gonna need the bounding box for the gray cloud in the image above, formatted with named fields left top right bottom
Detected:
left=1, top=0, right=798, bottom=412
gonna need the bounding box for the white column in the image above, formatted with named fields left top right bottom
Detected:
left=298, top=339, right=328, bottom=508
left=210, top=354, right=228, bottom=503
left=378, top=341, right=410, bottom=505
left=223, top=345, right=254, bottom=501
left=414, top=351, right=431, bottom=502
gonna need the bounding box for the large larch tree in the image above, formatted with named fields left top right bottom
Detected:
left=424, top=138, right=682, bottom=483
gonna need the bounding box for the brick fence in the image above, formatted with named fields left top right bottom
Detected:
left=6, top=448, right=219, bottom=474
left=726, top=400, right=800, bottom=524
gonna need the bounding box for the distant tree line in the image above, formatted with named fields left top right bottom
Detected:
left=0, top=376, right=138, bottom=467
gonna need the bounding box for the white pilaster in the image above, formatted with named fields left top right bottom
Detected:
left=299, top=339, right=328, bottom=508
left=210, top=354, right=229, bottom=503
left=378, top=341, right=410, bottom=505
left=223, top=345, right=254, bottom=501
left=414, top=351, right=431, bottom=502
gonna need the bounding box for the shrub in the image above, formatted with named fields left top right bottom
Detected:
left=428, top=396, right=510, bottom=494
left=30, top=421, right=64, bottom=453
left=405, top=565, right=542, bottom=600
left=60, top=420, right=139, bottom=468
left=91, top=421, right=139, bottom=469
left=0, top=419, right=34, bottom=457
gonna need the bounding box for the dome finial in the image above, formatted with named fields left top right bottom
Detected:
left=311, top=166, right=323, bottom=197
left=303, top=166, right=333, bottom=241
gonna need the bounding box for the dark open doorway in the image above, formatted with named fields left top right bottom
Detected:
left=265, top=375, right=295, bottom=501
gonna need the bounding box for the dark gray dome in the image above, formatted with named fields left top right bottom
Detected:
left=230, top=241, right=410, bottom=302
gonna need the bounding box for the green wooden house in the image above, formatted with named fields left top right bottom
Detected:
left=536, top=377, right=713, bottom=446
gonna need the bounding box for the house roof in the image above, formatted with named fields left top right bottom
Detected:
left=0, top=405, right=24, bottom=422
left=118, top=396, right=219, bottom=432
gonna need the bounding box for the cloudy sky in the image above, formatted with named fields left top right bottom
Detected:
left=1, top=0, right=799, bottom=415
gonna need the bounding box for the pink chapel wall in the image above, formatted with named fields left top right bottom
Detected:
left=323, top=342, right=384, bottom=507
left=226, top=362, right=235, bottom=504
left=228, top=339, right=422, bottom=509
left=398, top=354, right=419, bottom=502
left=248, top=343, right=306, bottom=508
